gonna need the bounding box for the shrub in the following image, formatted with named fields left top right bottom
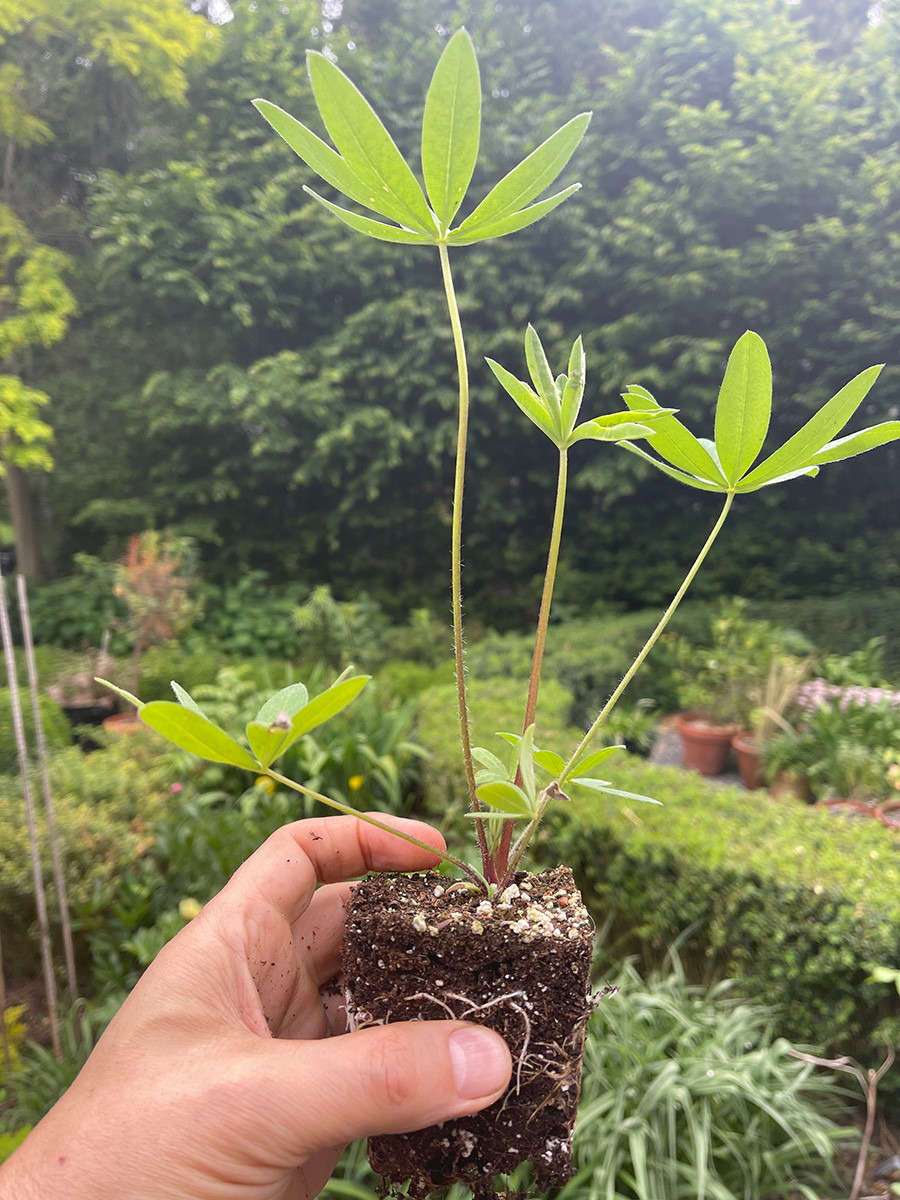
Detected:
left=565, top=960, right=843, bottom=1200
left=26, top=553, right=126, bottom=651
left=0, top=689, right=70, bottom=773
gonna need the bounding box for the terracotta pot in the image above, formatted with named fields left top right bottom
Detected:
left=676, top=713, right=740, bottom=776
left=732, top=732, right=763, bottom=790
left=102, top=711, right=142, bottom=734
left=768, top=770, right=811, bottom=803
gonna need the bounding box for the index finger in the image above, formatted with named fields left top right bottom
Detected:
left=215, top=814, right=447, bottom=928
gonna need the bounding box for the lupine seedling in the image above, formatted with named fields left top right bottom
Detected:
left=102, top=29, right=900, bottom=897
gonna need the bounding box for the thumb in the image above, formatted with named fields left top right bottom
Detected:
left=263, top=1021, right=512, bottom=1156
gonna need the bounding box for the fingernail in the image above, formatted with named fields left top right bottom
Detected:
left=449, top=1027, right=510, bottom=1099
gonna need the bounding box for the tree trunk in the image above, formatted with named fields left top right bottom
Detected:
left=4, top=464, right=43, bottom=579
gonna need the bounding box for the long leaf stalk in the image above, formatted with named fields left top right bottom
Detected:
left=438, top=241, right=493, bottom=880
left=559, top=491, right=736, bottom=785
left=265, top=766, right=487, bottom=892
left=495, top=446, right=569, bottom=878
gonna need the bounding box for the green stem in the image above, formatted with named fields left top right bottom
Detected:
left=496, top=789, right=556, bottom=895
left=265, top=767, right=488, bottom=892
left=438, top=241, right=492, bottom=880
left=559, top=490, right=736, bottom=784
left=495, top=446, right=569, bottom=877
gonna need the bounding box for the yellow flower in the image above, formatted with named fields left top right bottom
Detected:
left=348, top=774, right=365, bottom=792
left=179, top=897, right=203, bottom=921
left=255, top=776, right=276, bottom=794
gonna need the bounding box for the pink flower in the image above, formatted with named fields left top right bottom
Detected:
left=170, top=782, right=183, bottom=794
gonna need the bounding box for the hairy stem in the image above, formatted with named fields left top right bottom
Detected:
left=266, top=767, right=487, bottom=892
left=560, top=491, right=736, bottom=783
left=438, top=241, right=492, bottom=880
left=495, top=446, right=569, bottom=877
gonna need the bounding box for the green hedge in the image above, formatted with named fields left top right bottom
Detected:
left=0, top=689, right=70, bottom=774
left=417, top=681, right=900, bottom=1077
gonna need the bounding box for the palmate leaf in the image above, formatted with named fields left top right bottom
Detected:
left=486, top=357, right=559, bottom=441
left=138, top=702, right=260, bottom=771
left=623, top=386, right=726, bottom=483
left=713, top=331, right=772, bottom=486
left=452, top=113, right=590, bottom=237
left=446, top=184, right=582, bottom=245
left=422, top=28, right=481, bottom=232
left=303, top=188, right=434, bottom=244
left=305, top=51, right=435, bottom=235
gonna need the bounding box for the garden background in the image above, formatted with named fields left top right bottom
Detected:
left=3, top=0, right=900, bottom=1196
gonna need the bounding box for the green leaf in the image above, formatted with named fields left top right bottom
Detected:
left=560, top=337, right=586, bottom=438
left=464, top=809, right=529, bottom=821
left=170, top=680, right=207, bottom=718
left=256, top=682, right=310, bottom=724
left=306, top=51, right=435, bottom=236
left=623, top=386, right=726, bottom=483
left=138, top=702, right=259, bottom=770
left=454, top=112, right=590, bottom=235
left=525, top=325, right=561, bottom=424
left=619, top=441, right=727, bottom=493
left=569, top=418, right=658, bottom=445
left=474, top=780, right=534, bottom=817
left=738, top=366, right=885, bottom=488
left=303, top=188, right=434, bottom=244
left=246, top=721, right=293, bottom=769
left=733, top=464, right=819, bottom=493
left=421, top=29, right=480, bottom=232
left=471, top=745, right=508, bottom=775
left=447, top=184, right=581, bottom=244
left=808, top=421, right=900, bottom=466
left=252, top=100, right=402, bottom=224
left=95, top=677, right=142, bottom=709
left=571, top=777, right=662, bottom=804
left=571, top=745, right=626, bottom=774
left=714, top=331, right=772, bottom=485
left=534, top=749, right=566, bottom=774
left=277, top=675, right=370, bottom=755
left=486, top=357, right=559, bottom=442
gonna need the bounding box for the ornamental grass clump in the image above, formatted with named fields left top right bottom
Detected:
left=101, top=28, right=900, bottom=1198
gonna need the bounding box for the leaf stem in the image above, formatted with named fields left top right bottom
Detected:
left=559, top=490, right=736, bottom=783
left=265, top=767, right=488, bottom=892
left=495, top=446, right=569, bottom=877
left=438, top=241, right=493, bottom=880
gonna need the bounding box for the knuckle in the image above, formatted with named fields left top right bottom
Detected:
left=364, top=1029, right=421, bottom=1112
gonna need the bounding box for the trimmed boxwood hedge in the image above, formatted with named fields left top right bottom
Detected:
left=417, top=681, right=900, bottom=1082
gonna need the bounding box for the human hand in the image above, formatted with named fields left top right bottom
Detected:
left=0, top=814, right=512, bottom=1199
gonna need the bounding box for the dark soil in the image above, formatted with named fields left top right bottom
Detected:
left=342, top=866, right=595, bottom=1199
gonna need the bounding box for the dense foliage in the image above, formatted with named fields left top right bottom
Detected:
left=3, top=0, right=895, bottom=621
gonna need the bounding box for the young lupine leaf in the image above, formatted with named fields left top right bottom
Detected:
left=525, top=325, right=561, bottom=424
left=734, top=464, right=819, bottom=492
left=256, top=682, right=310, bottom=724
left=568, top=419, right=658, bottom=445
left=560, top=337, right=586, bottom=438
left=170, top=680, right=207, bottom=718
left=714, top=331, right=772, bottom=485
left=534, top=749, right=566, bottom=774
left=447, top=184, right=582, bottom=245
left=252, top=100, right=397, bottom=221
left=486, top=358, right=559, bottom=441
left=620, top=442, right=727, bottom=492
left=96, top=677, right=142, bottom=709
left=421, top=29, right=480, bottom=232
left=472, top=745, right=508, bottom=775
left=138, top=702, right=259, bottom=770
left=808, top=421, right=900, bottom=465
left=453, top=113, right=590, bottom=236
left=473, top=780, right=535, bottom=817
left=246, top=722, right=293, bottom=770
left=570, top=744, right=626, bottom=774
left=571, top=777, right=662, bottom=804
left=623, top=386, right=726, bottom=483
left=306, top=51, right=435, bottom=236
left=282, top=675, right=370, bottom=748
left=303, top=188, right=434, bottom=244
left=737, top=365, right=883, bottom=489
